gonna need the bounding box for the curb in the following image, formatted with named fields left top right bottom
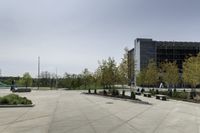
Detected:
left=0, top=104, right=35, bottom=108
left=83, top=93, right=151, bottom=105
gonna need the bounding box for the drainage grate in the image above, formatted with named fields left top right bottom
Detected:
left=106, top=102, right=114, bottom=104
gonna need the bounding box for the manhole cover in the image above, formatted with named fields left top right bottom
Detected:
left=106, top=102, right=114, bottom=104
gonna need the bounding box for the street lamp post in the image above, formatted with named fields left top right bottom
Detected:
left=38, top=56, right=40, bottom=90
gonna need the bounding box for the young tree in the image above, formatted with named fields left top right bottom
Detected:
left=161, top=61, right=179, bottom=88
left=98, top=57, right=118, bottom=89
left=50, top=73, right=57, bottom=89
left=107, top=57, right=118, bottom=88
left=93, top=67, right=101, bottom=89
left=40, top=71, right=51, bottom=87
left=118, top=48, right=129, bottom=89
left=136, top=68, right=146, bottom=86
left=21, top=72, right=32, bottom=88
left=82, top=68, right=92, bottom=89
left=99, top=59, right=108, bottom=89
left=183, top=53, right=200, bottom=89
left=144, top=60, right=159, bottom=87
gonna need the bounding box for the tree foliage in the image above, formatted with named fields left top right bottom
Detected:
left=118, top=48, right=129, bottom=87
left=20, top=72, right=32, bottom=88
left=82, top=68, right=92, bottom=89
left=183, top=53, right=200, bottom=88
left=98, top=57, right=118, bottom=89
left=93, top=67, right=102, bottom=89
left=136, top=60, right=159, bottom=87
left=136, top=68, right=146, bottom=86
left=144, top=60, right=159, bottom=87
left=161, top=61, right=179, bottom=88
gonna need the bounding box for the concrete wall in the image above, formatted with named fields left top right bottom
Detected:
left=134, top=39, right=140, bottom=74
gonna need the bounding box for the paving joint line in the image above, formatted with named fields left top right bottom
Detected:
left=151, top=102, right=180, bottom=133
left=47, top=91, right=63, bottom=133
left=1, top=107, right=33, bottom=133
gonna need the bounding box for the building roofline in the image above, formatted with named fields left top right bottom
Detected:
left=135, top=38, right=200, bottom=44
left=128, top=48, right=134, bottom=52
left=156, top=40, right=200, bottom=44
left=135, top=38, right=153, bottom=42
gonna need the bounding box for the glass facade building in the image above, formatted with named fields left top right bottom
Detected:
left=128, top=38, right=200, bottom=85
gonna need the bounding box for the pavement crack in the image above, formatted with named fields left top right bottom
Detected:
left=0, top=115, right=50, bottom=127
left=47, top=91, right=62, bottom=133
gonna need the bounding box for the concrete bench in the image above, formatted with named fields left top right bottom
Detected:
left=144, top=93, right=151, bottom=97
left=156, top=95, right=167, bottom=101
left=12, top=88, right=31, bottom=92
left=135, top=92, right=141, bottom=95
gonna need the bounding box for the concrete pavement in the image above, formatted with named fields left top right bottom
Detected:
left=0, top=89, right=200, bottom=133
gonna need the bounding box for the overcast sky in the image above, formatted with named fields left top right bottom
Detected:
left=0, top=0, right=200, bottom=77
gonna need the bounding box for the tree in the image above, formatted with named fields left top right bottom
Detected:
left=107, top=57, right=118, bottom=88
left=144, top=60, right=159, bottom=87
left=118, top=48, right=129, bottom=89
left=98, top=57, right=118, bottom=89
left=93, top=68, right=101, bottom=89
left=136, top=68, right=146, bottom=86
left=161, top=61, right=179, bottom=88
left=21, top=72, right=32, bottom=88
left=40, top=71, right=51, bottom=87
left=82, top=68, right=92, bottom=89
left=183, top=53, right=200, bottom=88
left=99, top=59, right=108, bottom=88
left=76, top=74, right=83, bottom=89
left=50, top=73, right=57, bottom=89
left=62, top=73, right=73, bottom=88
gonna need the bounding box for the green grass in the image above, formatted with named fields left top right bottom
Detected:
left=75, top=84, right=104, bottom=90
left=0, top=94, right=32, bottom=105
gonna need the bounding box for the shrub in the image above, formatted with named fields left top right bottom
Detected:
left=173, top=92, right=188, bottom=99
left=11, top=100, right=18, bottom=105
left=115, top=90, right=119, bottom=96
left=122, top=90, right=125, bottom=96
left=21, top=97, right=32, bottom=104
left=174, top=88, right=177, bottom=93
left=168, top=89, right=173, bottom=97
left=88, top=89, right=91, bottom=94
left=103, top=90, right=107, bottom=95
left=156, top=89, right=159, bottom=94
left=131, top=92, right=135, bottom=99
left=154, top=90, right=170, bottom=96
left=149, top=89, right=156, bottom=96
left=0, top=94, right=32, bottom=105
left=190, top=89, right=196, bottom=99
left=141, top=88, right=145, bottom=93
left=0, top=97, right=9, bottom=104
left=172, top=91, right=178, bottom=97
left=111, top=89, right=116, bottom=96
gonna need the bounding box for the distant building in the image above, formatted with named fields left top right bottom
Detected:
left=128, top=38, right=200, bottom=86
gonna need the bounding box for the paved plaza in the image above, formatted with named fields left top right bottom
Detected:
left=0, top=89, right=200, bottom=133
